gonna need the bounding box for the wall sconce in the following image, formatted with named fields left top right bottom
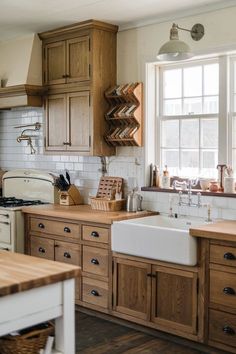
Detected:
left=157, top=23, right=204, bottom=61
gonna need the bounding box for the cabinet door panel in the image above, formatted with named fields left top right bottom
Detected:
left=46, top=94, right=67, bottom=151
left=67, top=91, right=90, bottom=151
left=151, top=265, right=198, bottom=334
left=67, top=36, right=90, bottom=83
left=44, top=42, right=66, bottom=85
left=113, top=258, right=151, bottom=320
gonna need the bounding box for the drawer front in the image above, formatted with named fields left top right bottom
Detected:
left=82, top=225, right=109, bottom=244
left=30, top=217, right=79, bottom=239
left=210, top=244, right=236, bottom=267
left=30, top=236, right=54, bottom=260
left=82, top=277, right=108, bottom=308
left=82, top=245, right=109, bottom=277
left=209, top=309, right=236, bottom=347
left=55, top=240, right=80, bottom=265
left=210, top=269, right=236, bottom=308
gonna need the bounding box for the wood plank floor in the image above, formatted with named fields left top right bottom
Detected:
left=76, top=311, right=228, bottom=354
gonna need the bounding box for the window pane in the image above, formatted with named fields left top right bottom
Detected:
left=164, top=99, right=182, bottom=115
left=163, top=69, right=181, bottom=99
left=233, top=149, right=236, bottom=174
left=202, top=150, right=217, bottom=168
left=162, top=150, right=179, bottom=172
left=204, top=63, right=219, bottom=95
left=201, top=119, right=218, bottom=148
left=203, top=96, right=218, bottom=114
left=183, top=98, right=202, bottom=115
left=234, top=62, right=236, bottom=94
left=234, top=94, right=236, bottom=113
left=181, top=150, right=199, bottom=177
left=233, top=117, right=236, bottom=148
left=162, top=120, right=179, bottom=147
left=184, top=66, right=202, bottom=97
left=181, top=119, right=199, bottom=148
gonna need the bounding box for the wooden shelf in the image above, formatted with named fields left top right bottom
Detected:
left=104, top=82, right=143, bottom=147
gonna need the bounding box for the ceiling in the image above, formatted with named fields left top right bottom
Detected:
left=0, top=0, right=235, bottom=41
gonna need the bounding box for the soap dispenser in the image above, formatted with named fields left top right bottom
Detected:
left=161, top=165, right=170, bottom=188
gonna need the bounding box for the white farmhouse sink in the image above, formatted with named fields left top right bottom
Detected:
left=111, top=215, right=207, bottom=266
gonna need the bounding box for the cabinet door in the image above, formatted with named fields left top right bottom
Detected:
left=151, top=265, right=198, bottom=335
left=67, top=91, right=90, bottom=151
left=45, top=94, right=67, bottom=151
left=44, top=41, right=66, bottom=85
left=66, top=36, right=90, bottom=83
left=30, top=236, right=54, bottom=260
left=112, top=258, right=151, bottom=321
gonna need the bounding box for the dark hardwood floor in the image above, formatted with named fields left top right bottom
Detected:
left=76, top=311, right=228, bottom=354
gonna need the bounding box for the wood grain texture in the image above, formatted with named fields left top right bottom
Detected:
left=82, top=225, right=109, bottom=244
left=0, top=250, right=80, bottom=296
left=190, top=220, right=236, bottom=242
left=210, top=243, right=236, bottom=267
left=22, top=204, right=157, bottom=224
left=82, top=245, right=109, bottom=277
left=209, top=309, right=236, bottom=349
left=30, top=216, right=80, bottom=238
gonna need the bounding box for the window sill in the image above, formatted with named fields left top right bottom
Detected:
left=141, top=187, right=236, bottom=198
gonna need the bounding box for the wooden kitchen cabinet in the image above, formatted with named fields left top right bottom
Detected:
left=45, top=91, right=90, bottom=152
left=39, top=20, right=118, bottom=156
left=112, top=255, right=199, bottom=338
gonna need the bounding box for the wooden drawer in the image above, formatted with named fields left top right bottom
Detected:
left=82, top=277, right=108, bottom=308
left=210, top=244, right=236, bottom=267
left=30, top=236, right=54, bottom=260
left=210, top=269, right=236, bottom=308
left=30, top=217, right=80, bottom=239
left=55, top=240, right=80, bottom=265
left=82, top=225, right=109, bottom=244
left=82, top=245, right=109, bottom=277
left=209, top=309, right=236, bottom=348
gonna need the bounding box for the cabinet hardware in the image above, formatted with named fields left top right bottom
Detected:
left=0, top=247, right=9, bottom=251
left=63, top=142, right=71, bottom=146
left=64, top=252, right=71, bottom=259
left=223, top=287, right=235, bottom=295
left=89, top=136, right=91, bottom=147
left=223, top=325, right=235, bottom=335
left=0, top=221, right=9, bottom=225
left=0, top=214, right=9, bottom=218
left=38, top=223, right=45, bottom=229
left=91, top=258, right=99, bottom=265
left=64, top=227, right=71, bottom=233
left=89, top=64, right=91, bottom=77
left=224, top=252, right=236, bottom=260
left=91, top=231, right=99, bottom=237
left=54, top=244, right=59, bottom=248
left=147, top=273, right=156, bottom=278
left=62, top=74, right=67, bottom=78
left=38, top=247, right=45, bottom=253
left=91, top=289, right=99, bottom=296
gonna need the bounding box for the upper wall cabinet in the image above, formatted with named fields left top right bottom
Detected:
left=39, top=20, right=118, bottom=156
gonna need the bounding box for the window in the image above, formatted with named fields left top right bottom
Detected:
left=231, top=57, right=236, bottom=170
left=158, top=59, right=219, bottom=178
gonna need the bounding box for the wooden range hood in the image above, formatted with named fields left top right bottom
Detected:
left=0, top=85, right=46, bottom=110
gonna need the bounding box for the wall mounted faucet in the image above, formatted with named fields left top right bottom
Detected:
left=15, top=122, right=41, bottom=154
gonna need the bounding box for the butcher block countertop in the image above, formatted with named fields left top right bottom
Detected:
left=22, top=204, right=157, bottom=224
left=0, top=251, right=80, bottom=297
left=190, top=219, right=236, bottom=242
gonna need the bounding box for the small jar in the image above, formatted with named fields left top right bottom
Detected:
left=209, top=181, right=219, bottom=192
left=224, top=177, right=235, bottom=194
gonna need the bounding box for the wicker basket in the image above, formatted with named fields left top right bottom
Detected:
left=90, top=197, right=126, bottom=211
left=0, top=322, right=54, bottom=354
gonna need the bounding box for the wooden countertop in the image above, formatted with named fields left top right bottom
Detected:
left=22, top=204, right=157, bottom=224
left=0, top=251, right=81, bottom=297
left=190, top=220, right=236, bottom=242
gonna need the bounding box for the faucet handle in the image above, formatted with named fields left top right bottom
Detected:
left=197, top=192, right=202, bottom=207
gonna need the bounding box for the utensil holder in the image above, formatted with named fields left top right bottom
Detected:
left=59, top=185, right=83, bottom=205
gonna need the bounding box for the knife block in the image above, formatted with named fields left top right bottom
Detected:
left=59, top=185, right=83, bottom=206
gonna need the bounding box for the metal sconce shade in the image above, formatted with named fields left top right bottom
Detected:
left=157, top=23, right=204, bottom=61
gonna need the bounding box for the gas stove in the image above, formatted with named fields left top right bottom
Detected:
left=0, top=197, right=46, bottom=209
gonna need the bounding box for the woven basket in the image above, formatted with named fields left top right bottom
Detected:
left=0, top=322, right=54, bottom=354
left=90, top=197, right=126, bottom=211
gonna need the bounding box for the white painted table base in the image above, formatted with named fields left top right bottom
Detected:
left=0, top=278, right=75, bottom=354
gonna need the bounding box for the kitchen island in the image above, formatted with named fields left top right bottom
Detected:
left=0, top=250, right=80, bottom=354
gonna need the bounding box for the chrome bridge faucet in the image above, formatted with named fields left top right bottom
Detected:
left=173, top=178, right=202, bottom=208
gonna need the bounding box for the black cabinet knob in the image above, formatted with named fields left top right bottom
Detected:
left=64, top=252, right=71, bottom=259
left=224, top=252, right=236, bottom=260
left=38, top=223, right=45, bottom=229
left=38, top=247, right=45, bottom=253
left=64, top=227, right=71, bottom=233
left=223, top=325, right=235, bottom=335
left=91, top=231, right=99, bottom=238
left=223, top=287, right=235, bottom=295
left=91, top=289, right=99, bottom=296
left=91, top=258, right=99, bottom=265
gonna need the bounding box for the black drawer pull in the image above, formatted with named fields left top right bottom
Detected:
left=223, top=287, right=235, bottom=295
left=64, top=227, right=71, bottom=233
left=91, top=231, right=99, bottom=238
left=91, top=258, right=99, bottom=265
left=147, top=273, right=156, bottom=278
left=0, top=247, right=9, bottom=251
left=64, top=252, right=71, bottom=259
left=91, top=289, right=99, bottom=296
left=38, top=247, right=45, bottom=253
left=223, top=325, right=235, bottom=335
left=224, top=252, right=236, bottom=260
left=38, top=223, right=45, bottom=229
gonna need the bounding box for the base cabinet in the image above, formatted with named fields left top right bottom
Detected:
left=112, top=256, right=198, bottom=338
